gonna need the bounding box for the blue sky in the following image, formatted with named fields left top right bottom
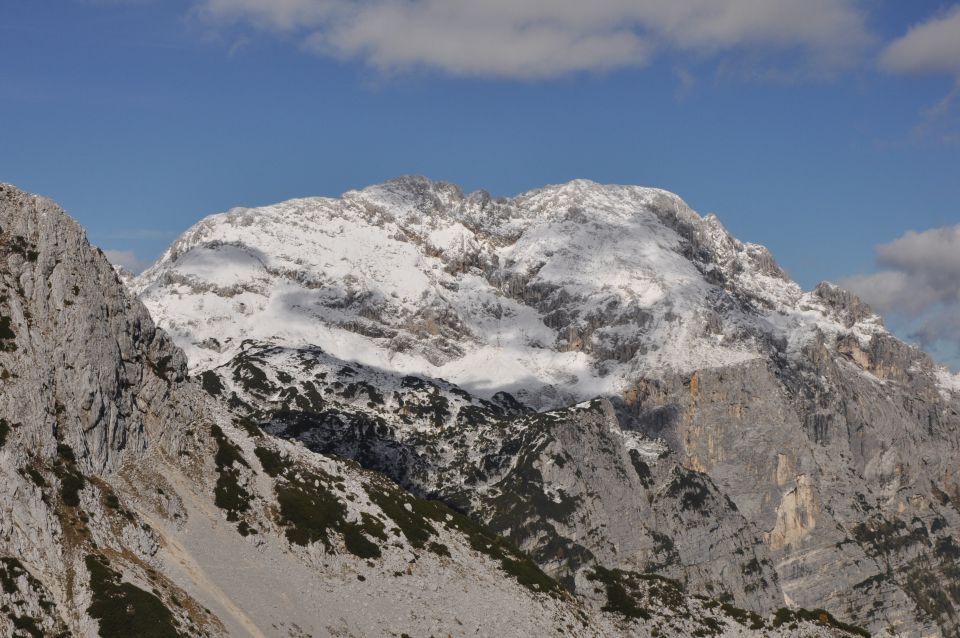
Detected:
left=1, top=1, right=959, bottom=366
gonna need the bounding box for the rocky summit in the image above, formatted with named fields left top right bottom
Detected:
left=0, top=177, right=947, bottom=637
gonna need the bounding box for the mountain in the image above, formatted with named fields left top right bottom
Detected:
left=0, top=183, right=866, bottom=636
left=135, top=176, right=960, bottom=637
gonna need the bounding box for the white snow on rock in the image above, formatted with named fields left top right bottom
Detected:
left=135, top=177, right=898, bottom=410
left=936, top=366, right=960, bottom=398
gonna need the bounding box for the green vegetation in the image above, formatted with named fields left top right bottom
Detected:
left=851, top=516, right=927, bottom=557
left=0, top=316, right=14, bottom=339
left=85, top=554, right=183, bottom=638
left=664, top=468, right=711, bottom=513
left=366, top=481, right=438, bottom=548
left=365, top=474, right=563, bottom=595
left=269, top=457, right=394, bottom=560
left=232, top=357, right=276, bottom=397
left=342, top=523, right=382, bottom=558
left=199, top=370, right=223, bottom=397
left=901, top=559, right=957, bottom=626
left=0, top=315, right=17, bottom=351
left=294, top=380, right=325, bottom=413
left=234, top=416, right=262, bottom=438
left=741, top=557, right=762, bottom=576
left=56, top=443, right=75, bottom=462
left=936, top=536, right=960, bottom=560
left=719, top=603, right=766, bottom=630
left=588, top=565, right=772, bottom=635
left=150, top=355, right=173, bottom=382
left=210, top=425, right=251, bottom=522
left=60, top=472, right=85, bottom=507
left=53, top=443, right=85, bottom=507
left=477, top=431, right=584, bottom=580
left=9, top=613, right=44, bottom=637
left=257, top=442, right=562, bottom=594
left=650, top=531, right=675, bottom=556
left=253, top=445, right=291, bottom=477
left=6, top=235, right=39, bottom=262
left=0, top=557, right=33, bottom=595
left=428, top=541, right=450, bottom=557
left=24, top=466, right=47, bottom=489
left=103, top=492, right=121, bottom=510
left=275, top=469, right=345, bottom=548
left=772, top=607, right=870, bottom=637
left=0, top=557, right=62, bottom=637
left=586, top=566, right=652, bottom=620
left=398, top=376, right=451, bottom=427
left=628, top=449, right=653, bottom=488
left=341, top=381, right=384, bottom=406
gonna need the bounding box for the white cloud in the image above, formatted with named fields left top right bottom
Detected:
left=841, top=225, right=960, bottom=313
left=880, top=5, right=960, bottom=76
left=194, top=0, right=873, bottom=78
left=103, top=249, right=148, bottom=273
left=840, top=270, right=934, bottom=315
left=840, top=224, right=960, bottom=366
left=880, top=6, right=960, bottom=145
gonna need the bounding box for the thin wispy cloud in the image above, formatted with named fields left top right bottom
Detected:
left=193, top=0, right=874, bottom=79
left=102, top=249, right=149, bottom=273
left=881, top=5, right=960, bottom=145
left=880, top=5, right=960, bottom=76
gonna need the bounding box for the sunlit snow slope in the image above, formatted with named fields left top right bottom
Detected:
left=134, top=176, right=956, bottom=409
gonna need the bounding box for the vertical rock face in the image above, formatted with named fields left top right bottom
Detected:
left=471, top=399, right=785, bottom=614
left=615, top=318, right=960, bottom=636
left=0, top=184, right=198, bottom=636
left=0, top=184, right=193, bottom=473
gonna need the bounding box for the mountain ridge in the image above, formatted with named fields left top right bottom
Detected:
left=138, top=175, right=948, bottom=404
left=133, top=176, right=960, bottom=636
left=0, top=180, right=871, bottom=636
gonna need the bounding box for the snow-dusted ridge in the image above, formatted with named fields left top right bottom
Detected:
left=4, top=181, right=883, bottom=637
left=136, top=176, right=919, bottom=410
left=127, top=177, right=960, bottom=636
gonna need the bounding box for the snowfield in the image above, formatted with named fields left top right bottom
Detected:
left=136, top=176, right=927, bottom=409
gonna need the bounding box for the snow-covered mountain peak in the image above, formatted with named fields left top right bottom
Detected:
left=124, top=178, right=960, bottom=635
left=134, top=177, right=915, bottom=409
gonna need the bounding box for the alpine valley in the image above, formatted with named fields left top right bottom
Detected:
left=1, top=176, right=958, bottom=637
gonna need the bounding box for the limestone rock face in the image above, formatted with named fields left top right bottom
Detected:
left=0, top=183, right=864, bottom=637
left=260, top=372, right=784, bottom=613
left=623, top=356, right=960, bottom=636
left=0, top=183, right=193, bottom=474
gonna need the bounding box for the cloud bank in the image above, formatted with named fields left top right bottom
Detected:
left=880, top=5, right=960, bottom=144
left=880, top=5, right=960, bottom=77
left=195, top=0, right=873, bottom=78
left=841, top=225, right=960, bottom=366
left=103, top=249, right=148, bottom=273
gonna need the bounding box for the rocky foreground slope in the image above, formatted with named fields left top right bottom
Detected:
left=0, top=184, right=871, bottom=636
left=134, top=176, right=960, bottom=637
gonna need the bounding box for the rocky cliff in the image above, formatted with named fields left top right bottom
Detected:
left=0, top=182, right=866, bottom=636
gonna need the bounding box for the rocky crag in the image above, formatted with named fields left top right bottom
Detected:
left=0, top=182, right=867, bottom=637
left=135, top=176, right=960, bottom=637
